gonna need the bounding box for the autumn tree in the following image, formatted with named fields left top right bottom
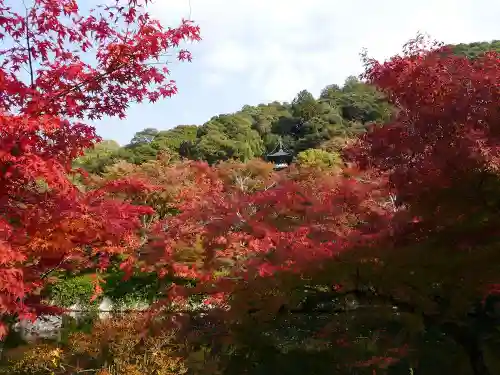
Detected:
left=0, top=0, right=200, bottom=337
left=92, top=150, right=389, bottom=373
left=343, top=34, right=500, bottom=375
left=296, top=148, right=342, bottom=171
left=122, top=35, right=500, bottom=375
left=215, top=159, right=277, bottom=193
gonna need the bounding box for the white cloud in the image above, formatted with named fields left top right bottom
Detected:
left=204, top=41, right=250, bottom=72
left=151, top=0, right=499, bottom=102
left=202, top=71, right=225, bottom=87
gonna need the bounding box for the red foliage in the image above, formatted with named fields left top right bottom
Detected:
left=138, top=163, right=393, bottom=311
left=0, top=0, right=200, bottom=119
left=0, top=0, right=199, bottom=336
left=1, top=12, right=498, bottom=370
left=352, top=34, right=500, bottom=208
left=344, top=35, right=500, bottom=320
left=123, top=36, right=500, bottom=373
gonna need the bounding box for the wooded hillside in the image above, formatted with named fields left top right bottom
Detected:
left=77, top=40, right=500, bottom=174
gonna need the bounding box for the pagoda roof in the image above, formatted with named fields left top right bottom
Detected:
left=267, top=149, right=290, bottom=157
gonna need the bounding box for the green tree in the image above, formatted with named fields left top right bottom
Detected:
left=117, top=142, right=159, bottom=164
left=296, top=148, right=342, bottom=170
left=319, top=83, right=342, bottom=100
left=241, top=102, right=295, bottom=152
left=73, top=140, right=121, bottom=174
left=193, top=114, right=264, bottom=164
left=130, top=127, right=159, bottom=144
left=291, top=89, right=321, bottom=121
left=331, top=77, right=393, bottom=125
left=449, top=40, right=500, bottom=59
left=153, top=125, right=198, bottom=153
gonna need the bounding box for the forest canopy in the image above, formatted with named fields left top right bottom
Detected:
left=75, top=75, right=394, bottom=173
left=76, top=39, right=500, bottom=174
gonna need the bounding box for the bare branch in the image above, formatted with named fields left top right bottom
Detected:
left=22, top=0, right=34, bottom=88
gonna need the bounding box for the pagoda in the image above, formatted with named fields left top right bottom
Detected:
left=266, top=138, right=293, bottom=170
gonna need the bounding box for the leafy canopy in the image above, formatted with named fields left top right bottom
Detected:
left=0, top=0, right=199, bottom=336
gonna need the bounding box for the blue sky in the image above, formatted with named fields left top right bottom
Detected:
left=89, top=0, right=499, bottom=145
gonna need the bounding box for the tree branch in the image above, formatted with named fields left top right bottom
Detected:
left=247, top=285, right=419, bottom=317
left=41, top=60, right=129, bottom=114
left=22, top=0, right=34, bottom=88
left=39, top=255, right=69, bottom=280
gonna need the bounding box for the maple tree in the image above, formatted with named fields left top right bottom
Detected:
left=344, top=35, right=500, bottom=375
left=110, top=36, right=499, bottom=374
left=0, top=0, right=200, bottom=337
left=110, top=159, right=397, bottom=373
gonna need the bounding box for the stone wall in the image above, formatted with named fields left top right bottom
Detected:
left=14, top=297, right=149, bottom=342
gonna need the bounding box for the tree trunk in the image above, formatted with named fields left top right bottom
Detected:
left=463, top=340, right=491, bottom=375
left=441, top=322, right=491, bottom=375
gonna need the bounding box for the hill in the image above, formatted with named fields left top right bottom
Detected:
left=76, top=40, right=499, bottom=174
